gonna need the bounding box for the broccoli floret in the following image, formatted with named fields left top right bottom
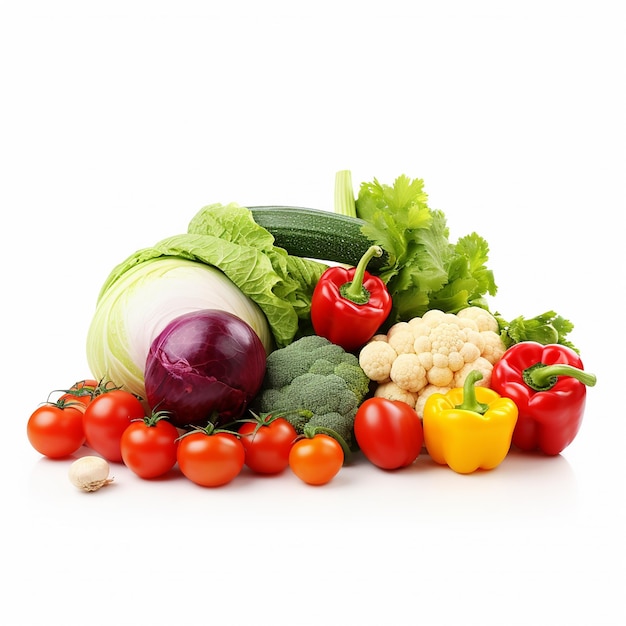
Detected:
left=308, top=412, right=355, bottom=449
left=334, top=361, right=372, bottom=399
left=254, top=336, right=370, bottom=449
left=263, top=334, right=355, bottom=389
left=265, top=373, right=359, bottom=418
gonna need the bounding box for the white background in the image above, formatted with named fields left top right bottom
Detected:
left=1, top=2, right=624, bottom=625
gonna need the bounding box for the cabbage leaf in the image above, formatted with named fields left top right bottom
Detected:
left=97, top=203, right=327, bottom=348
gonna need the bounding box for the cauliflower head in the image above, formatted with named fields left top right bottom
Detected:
left=359, top=308, right=506, bottom=417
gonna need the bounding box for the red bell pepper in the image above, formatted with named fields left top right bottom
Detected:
left=311, top=245, right=392, bottom=352
left=490, top=341, right=597, bottom=455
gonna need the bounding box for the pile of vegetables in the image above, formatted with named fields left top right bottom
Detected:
left=27, top=170, right=597, bottom=487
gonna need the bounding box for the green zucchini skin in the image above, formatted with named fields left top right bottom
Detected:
left=248, top=205, right=389, bottom=271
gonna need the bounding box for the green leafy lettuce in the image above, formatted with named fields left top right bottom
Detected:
left=354, top=175, right=497, bottom=323
left=97, top=203, right=327, bottom=348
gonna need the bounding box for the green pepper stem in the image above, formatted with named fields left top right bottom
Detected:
left=523, top=363, right=597, bottom=392
left=454, top=370, right=490, bottom=415
left=340, top=245, right=383, bottom=304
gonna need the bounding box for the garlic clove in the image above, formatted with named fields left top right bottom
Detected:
left=69, top=456, right=114, bottom=492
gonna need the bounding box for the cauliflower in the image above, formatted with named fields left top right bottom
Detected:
left=374, top=381, right=418, bottom=408
left=457, top=306, right=506, bottom=364
left=357, top=340, right=397, bottom=382
left=359, top=307, right=507, bottom=417
left=481, top=330, right=507, bottom=365
left=414, top=384, right=451, bottom=418
left=390, top=353, right=427, bottom=392
left=456, top=306, right=500, bottom=332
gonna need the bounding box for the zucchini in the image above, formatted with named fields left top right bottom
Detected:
left=248, top=205, right=389, bottom=271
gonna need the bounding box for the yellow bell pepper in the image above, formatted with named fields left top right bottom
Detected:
left=423, top=370, right=518, bottom=474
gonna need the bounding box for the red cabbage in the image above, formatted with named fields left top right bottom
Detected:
left=144, top=309, right=266, bottom=429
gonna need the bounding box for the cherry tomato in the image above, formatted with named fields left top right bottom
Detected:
left=27, top=401, right=86, bottom=458
left=288, top=434, right=344, bottom=485
left=70, top=379, right=100, bottom=390
left=177, top=430, right=245, bottom=487
left=83, top=390, right=145, bottom=462
left=120, top=413, right=180, bottom=479
left=59, top=379, right=100, bottom=410
left=238, top=414, right=298, bottom=475
left=354, top=397, right=423, bottom=470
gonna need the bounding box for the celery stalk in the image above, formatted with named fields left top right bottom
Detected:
left=334, top=170, right=357, bottom=217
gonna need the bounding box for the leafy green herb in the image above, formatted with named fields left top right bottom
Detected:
left=351, top=173, right=497, bottom=323
left=495, top=310, right=577, bottom=352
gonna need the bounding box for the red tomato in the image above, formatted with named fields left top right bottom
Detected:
left=177, top=431, right=245, bottom=487
left=238, top=415, right=297, bottom=475
left=120, top=415, right=180, bottom=479
left=83, top=390, right=145, bottom=462
left=288, top=434, right=344, bottom=485
left=58, top=379, right=100, bottom=412
left=27, top=402, right=86, bottom=458
left=70, top=379, right=100, bottom=390
left=354, top=398, right=423, bottom=470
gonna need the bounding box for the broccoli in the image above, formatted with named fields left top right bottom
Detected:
left=253, top=335, right=371, bottom=449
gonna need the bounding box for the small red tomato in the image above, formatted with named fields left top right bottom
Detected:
left=238, top=414, right=298, bottom=475
left=177, top=430, right=245, bottom=487
left=59, top=379, right=100, bottom=411
left=83, top=390, right=145, bottom=462
left=289, top=434, right=344, bottom=486
left=27, top=401, right=86, bottom=458
left=354, top=397, right=423, bottom=470
left=120, top=413, right=180, bottom=479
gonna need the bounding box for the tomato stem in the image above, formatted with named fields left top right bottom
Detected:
left=302, top=424, right=351, bottom=464
left=142, top=408, right=174, bottom=427
left=238, top=409, right=315, bottom=438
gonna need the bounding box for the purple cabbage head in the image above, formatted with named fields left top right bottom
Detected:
left=144, top=309, right=267, bottom=428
